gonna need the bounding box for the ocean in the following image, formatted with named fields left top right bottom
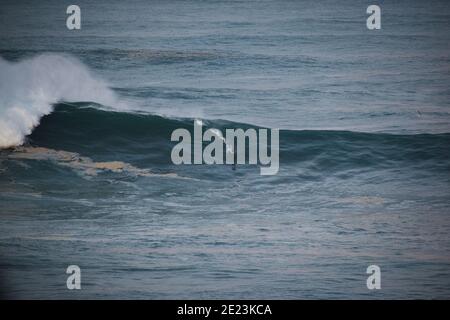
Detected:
left=0, top=0, right=450, bottom=299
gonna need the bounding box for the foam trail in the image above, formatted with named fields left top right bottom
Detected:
left=8, top=146, right=195, bottom=180
left=195, top=119, right=234, bottom=154
left=0, top=53, right=117, bottom=148
left=210, top=128, right=234, bottom=154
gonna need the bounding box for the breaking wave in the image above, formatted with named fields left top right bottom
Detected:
left=0, top=53, right=117, bottom=148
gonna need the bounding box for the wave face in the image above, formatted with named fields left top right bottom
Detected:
left=20, top=103, right=450, bottom=177
left=0, top=54, right=117, bottom=148
left=1, top=53, right=448, bottom=179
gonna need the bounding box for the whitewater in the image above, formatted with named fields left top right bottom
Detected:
left=0, top=54, right=117, bottom=148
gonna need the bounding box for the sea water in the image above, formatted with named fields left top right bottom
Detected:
left=0, top=0, right=449, bottom=298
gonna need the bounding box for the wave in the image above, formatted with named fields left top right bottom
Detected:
left=16, top=103, right=449, bottom=175
left=1, top=54, right=448, bottom=176
left=0, top=53, right=117, bottom=148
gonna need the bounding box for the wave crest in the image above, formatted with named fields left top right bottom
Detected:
left=0, top=53, right=117, bottom=148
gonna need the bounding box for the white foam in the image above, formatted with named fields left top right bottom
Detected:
left=8, top=146, right=195, bottom=180
left=0, top=53, right=117, bottom=148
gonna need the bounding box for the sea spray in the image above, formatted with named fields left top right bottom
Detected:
left=0, top=53, right=117, bottom=148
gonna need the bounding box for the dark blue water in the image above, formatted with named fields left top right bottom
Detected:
left=0, top=0, right=450, bottom=299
